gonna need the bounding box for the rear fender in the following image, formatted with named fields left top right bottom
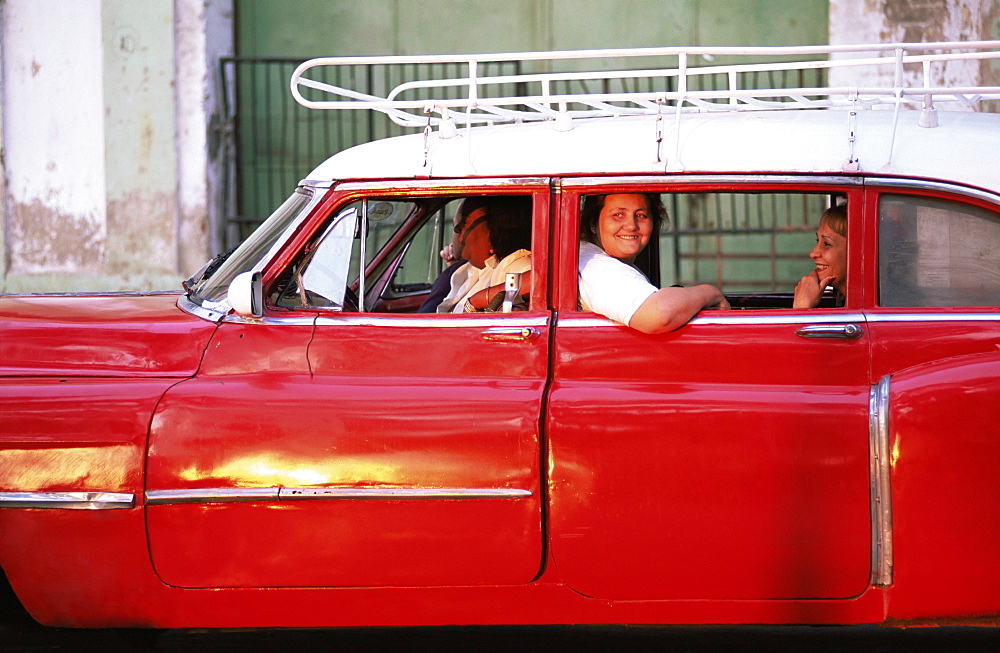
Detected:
left=884, top=351, right=1000, bottom=620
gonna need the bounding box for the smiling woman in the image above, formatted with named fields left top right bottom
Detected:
left=578, top=193, right=729, bottom=333
left=794, top=203, right=848, bottom=309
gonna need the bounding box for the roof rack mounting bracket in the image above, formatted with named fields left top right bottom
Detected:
left=918, top=60, right=939, bottom=128
left=843, top=94, right=860, bottom=172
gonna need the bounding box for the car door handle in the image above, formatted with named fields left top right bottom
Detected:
left=795, top=323, right=864, bottom=339
left=481, top=327, right=539, bottom=343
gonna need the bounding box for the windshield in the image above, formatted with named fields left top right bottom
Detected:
left=187, top=188, right=314, bottom=306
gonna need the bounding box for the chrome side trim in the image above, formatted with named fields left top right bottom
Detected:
left=0, top=491, right=135, bottom=510
left=314, top=315, right=549, bottom=328
left=558, top=313, right=867, bottom=328
left=869, top=375, right=894, bottom=587
left=560, top=312, right=999, bottom=328
left=865, top=312, right=1000, bottom=323
left=279, top=487, right=532, bottom=500
left=145, top=488, right=279, bottom=505
left=146, top=487, right=532, bottom=505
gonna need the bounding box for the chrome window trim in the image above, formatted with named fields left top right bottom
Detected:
left=177, top=293, right=227, bottom=322
left=868, top=375, right=894, bottom=587
left=222, top=314, right=318, bottom=326
left=865, top=177, right=1000, bottom=206
left=558, top=313, right=867, bottom=328
left=562, top=175, right=864, bottom=188
left=314, top=315, right=550, bottom=328
left=325, top=178, right=550, bottom=193
left=865, top=312, right=1000, bottom=323
left=183, top=187, right=323, bottom=313
left=299, top=180, right=334, bottom=190
left=0, top=491, right=135, bottom=510
left=146, top=487, right=531, bottom=505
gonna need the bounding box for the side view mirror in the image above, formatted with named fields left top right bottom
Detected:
left=227, top=271, right=263, bottom=318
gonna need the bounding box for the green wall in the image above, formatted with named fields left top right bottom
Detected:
left=226, top=0, right=829, bottom=244
left=236, top=0, right=828, bottom=57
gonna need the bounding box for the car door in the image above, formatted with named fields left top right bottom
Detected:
left=547, top=178, right=874, bottom=601
left=862, top=183, right=1000, bottom=618
left=145, top=180, right=550, bottom=588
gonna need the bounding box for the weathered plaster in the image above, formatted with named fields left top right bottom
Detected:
left=986, top=0, right=1000, bottom=103
left=102, top=0, right=179, bottom=276
left=1, top=0, right=228, bottom=292
left=106, top=190, right=178, bottom=275
left=8, top=199, right=105, bottom=273
left=1, top=0, right=109, bottom=278
left=1, top=11, right=7, bottom=280
left=176, top=0, right=234, bottom=275
left=829, top=0, right=995, bottom=111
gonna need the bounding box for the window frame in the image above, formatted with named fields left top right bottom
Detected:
left=557, top=176, right=866, bottom=317
left=866, top=180, right=1000, bottom=312
left=261, top=178, right=552, bottom=318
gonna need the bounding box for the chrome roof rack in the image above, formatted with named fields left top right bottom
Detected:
left=291, top=42, right=1000, bottom=131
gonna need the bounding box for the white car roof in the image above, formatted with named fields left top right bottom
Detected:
left=295, top=42, right=1000, bottom=195
left=306, top=108, right=1000, bottom=193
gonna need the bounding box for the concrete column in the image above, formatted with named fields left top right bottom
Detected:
left=1, top=0, right=232, bottom=293
left=176, top=0, right=234, bottom=273
left=102, top=0, right=179, bottom=285
left=2, top=0, right=109, bottom=282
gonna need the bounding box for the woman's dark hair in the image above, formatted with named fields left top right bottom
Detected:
left=580, top=193, right=668, bottom=245
left=480, top=196, right=532, bottom=261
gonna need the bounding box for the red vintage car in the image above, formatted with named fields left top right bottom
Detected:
left=2, top=43, right=999, bottom=629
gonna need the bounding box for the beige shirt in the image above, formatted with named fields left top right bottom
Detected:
left=443, top=249, right=532, bottom=313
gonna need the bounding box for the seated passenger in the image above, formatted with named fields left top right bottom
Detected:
left=435, top=196, right=533, bottom=313
left=793, top=203, right=847, bottom=308
left=579, top=193, right=729, bottom=333
left=417, top=200, right=470, bottom=312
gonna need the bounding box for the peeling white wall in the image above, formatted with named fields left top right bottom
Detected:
left=1, top=0, right=232, bottom=293
left=2, top=0, right=108, bottom=275
left=829, top=0, right=998, bottom=102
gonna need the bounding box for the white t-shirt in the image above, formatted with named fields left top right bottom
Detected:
left=437, top=249, right=532, bottom=313
left=578, top=240, right=657, bottom=326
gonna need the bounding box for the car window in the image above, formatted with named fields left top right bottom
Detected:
left=576, top=190, right=839, bottom=312
left=879, top=194, right=1000, bottom=308
left=385, top=201, right=457, bottom=297
left=270, top=195, right=534, bottom=314
left=660, top=192, right=829, bottom=294
left=271, top=199, right=419, bottom=311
